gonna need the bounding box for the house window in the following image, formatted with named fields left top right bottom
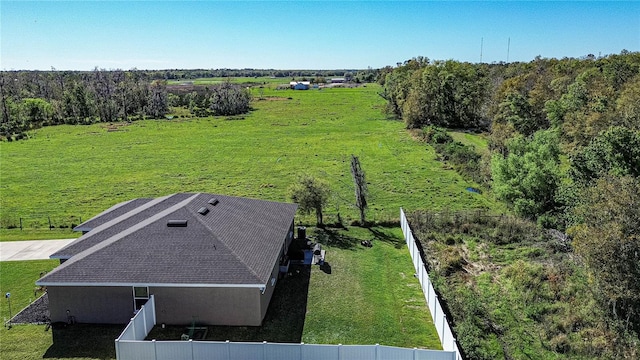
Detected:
left=133, top=286, right=149, bottom=310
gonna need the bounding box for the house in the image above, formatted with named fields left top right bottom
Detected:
left=330, top=77, right=346, bottom=84
left=37, top=193, right=298, bottom=326
left=289, top=81, right=310, bottom=90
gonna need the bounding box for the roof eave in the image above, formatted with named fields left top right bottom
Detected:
left=35, top=281, right=267, bottom=289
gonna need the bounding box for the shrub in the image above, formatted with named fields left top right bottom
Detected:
left=421, top=125, right=452, bottom=144
left=209, top=82, right=252, bottom=116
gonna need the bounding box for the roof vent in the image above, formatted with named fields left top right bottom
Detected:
left=208, top=198, right=219, bottom=206
left=167, top=219, right=188, bottom=227
left=197, top=207, right=210, bottom=215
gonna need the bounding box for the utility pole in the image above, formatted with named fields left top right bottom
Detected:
left=480, top=37, right=483, bottom=63
left=507, top=37, right=511, bottom=63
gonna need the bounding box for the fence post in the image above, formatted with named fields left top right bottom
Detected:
left=19, top=218, right=23, bottom=231
left=115, top=339, right=120, bottom=360
left=413, top=347, right=417, bottom=360
left=300, top=342, right=304, bottom=360
left=263, top=341, right=267, bottom=360
left=151, top=295, right=156, bottom=326
left=142, top=305, right=147, bottom=335
left=338, top=343, right=342, bottom=360
left=131, top=317, right=135, bottom=340
left=442, top=314, right=447, bottom=349
left=452, top=338, right=457, bottom=358
left=153, top=339, right=157, bottom=360
left=226, top=340, right=231, bottom=360
left=189, top=339, right=194, bottom=360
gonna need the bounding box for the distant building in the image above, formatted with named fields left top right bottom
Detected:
left=330, top=77, right=346, bottom=83
left=289, top=81, right=310, bottom=90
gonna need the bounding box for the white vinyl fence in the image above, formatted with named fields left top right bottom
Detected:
left=116, top=340, right=455, bottom=360
left=115, top=295, right=156, bottom=349
left=401, top=208, right=464, bottom=360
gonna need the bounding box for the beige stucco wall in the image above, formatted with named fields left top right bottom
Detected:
left=47, top=286, right=133, bottom=324
left=151, top=286, right=263, bottom=326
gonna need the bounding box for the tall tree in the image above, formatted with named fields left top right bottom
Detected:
left=491, top=129, right=561, bottom=219
left=350, top=155, right=368, bottom=225
left=615, top=74, right=640, bottom=130
left=569, top=176, right=640, bottom=332
left=570, top=126, right=640, bottom=185
left=146, top=80, right=168, bottom=119
left=289, top=175, right=330, bottom=226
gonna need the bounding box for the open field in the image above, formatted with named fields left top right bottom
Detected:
left=1, top=226, right=440, bottom=359
left=168, top=76, right=286, bottom=86
left=0, top=84, right=504, bottom=237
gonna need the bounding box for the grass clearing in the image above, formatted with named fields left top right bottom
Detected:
left=0, top=85, right=504, bottom=235
left=449, top=131, right=489, bottom=155
left=0, top=229, right=77, bottom=242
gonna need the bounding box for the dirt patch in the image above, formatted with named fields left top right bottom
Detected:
left=102, top=123, right=130, bottom=132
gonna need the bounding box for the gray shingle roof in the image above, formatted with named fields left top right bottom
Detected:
left=38, top=193, right=297, bottom=287
left=73, top=198, right=153, bottom=232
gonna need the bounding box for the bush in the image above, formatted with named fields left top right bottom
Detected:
left=421, top=125, right=452, bottom=144
left=209, top=82, right=252, bottom=116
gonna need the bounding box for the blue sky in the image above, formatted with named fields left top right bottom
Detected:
left=2, top=1, right=639, bottom=70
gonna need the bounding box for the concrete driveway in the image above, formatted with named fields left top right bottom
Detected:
left=0, top=239, right=77, bottom=261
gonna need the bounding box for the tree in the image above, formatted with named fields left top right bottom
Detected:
left=570, top=126, right=640, bottom=185
left=387, top=60, right=489, bottom=129
left=557, top=68, right=616, bottom=148
left=91, top=68, right=118, bottom=123
left=289, top=175, right=330, bottom=226
left=616, top=74, right=640, bottom=130
left=146, top=80, right=168, bottom=118
left=569, top=176, right=640, bottom=332
left=350, top=155, right=368, bottom=225
left=491, top=129, right=561, bottom=219
left=209, top=81, right=251, bottom=116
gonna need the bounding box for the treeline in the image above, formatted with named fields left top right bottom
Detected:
left=154, top=68, right=375, bottom=81
left=0, top=67, right=377, bottom=140
left=385, top=51, right=640, bottom=359
left=0, top=69, right=169, bottom=139
left=380, top=50, right=640, bottom=224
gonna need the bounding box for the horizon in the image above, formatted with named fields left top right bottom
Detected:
left=2, top=1, right=639, bottom=71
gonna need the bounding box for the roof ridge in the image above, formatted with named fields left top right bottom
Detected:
left=53, top=194, right=177, bottom=258
left=39, top=193, right=201, bottom=283
left=187, top=194, right=264, bottom=284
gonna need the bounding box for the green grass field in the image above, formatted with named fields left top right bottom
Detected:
left=0, top=84, right=503, bottom=236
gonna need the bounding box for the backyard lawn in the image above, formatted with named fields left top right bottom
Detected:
left=1, top=226, right=440, bottom=359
